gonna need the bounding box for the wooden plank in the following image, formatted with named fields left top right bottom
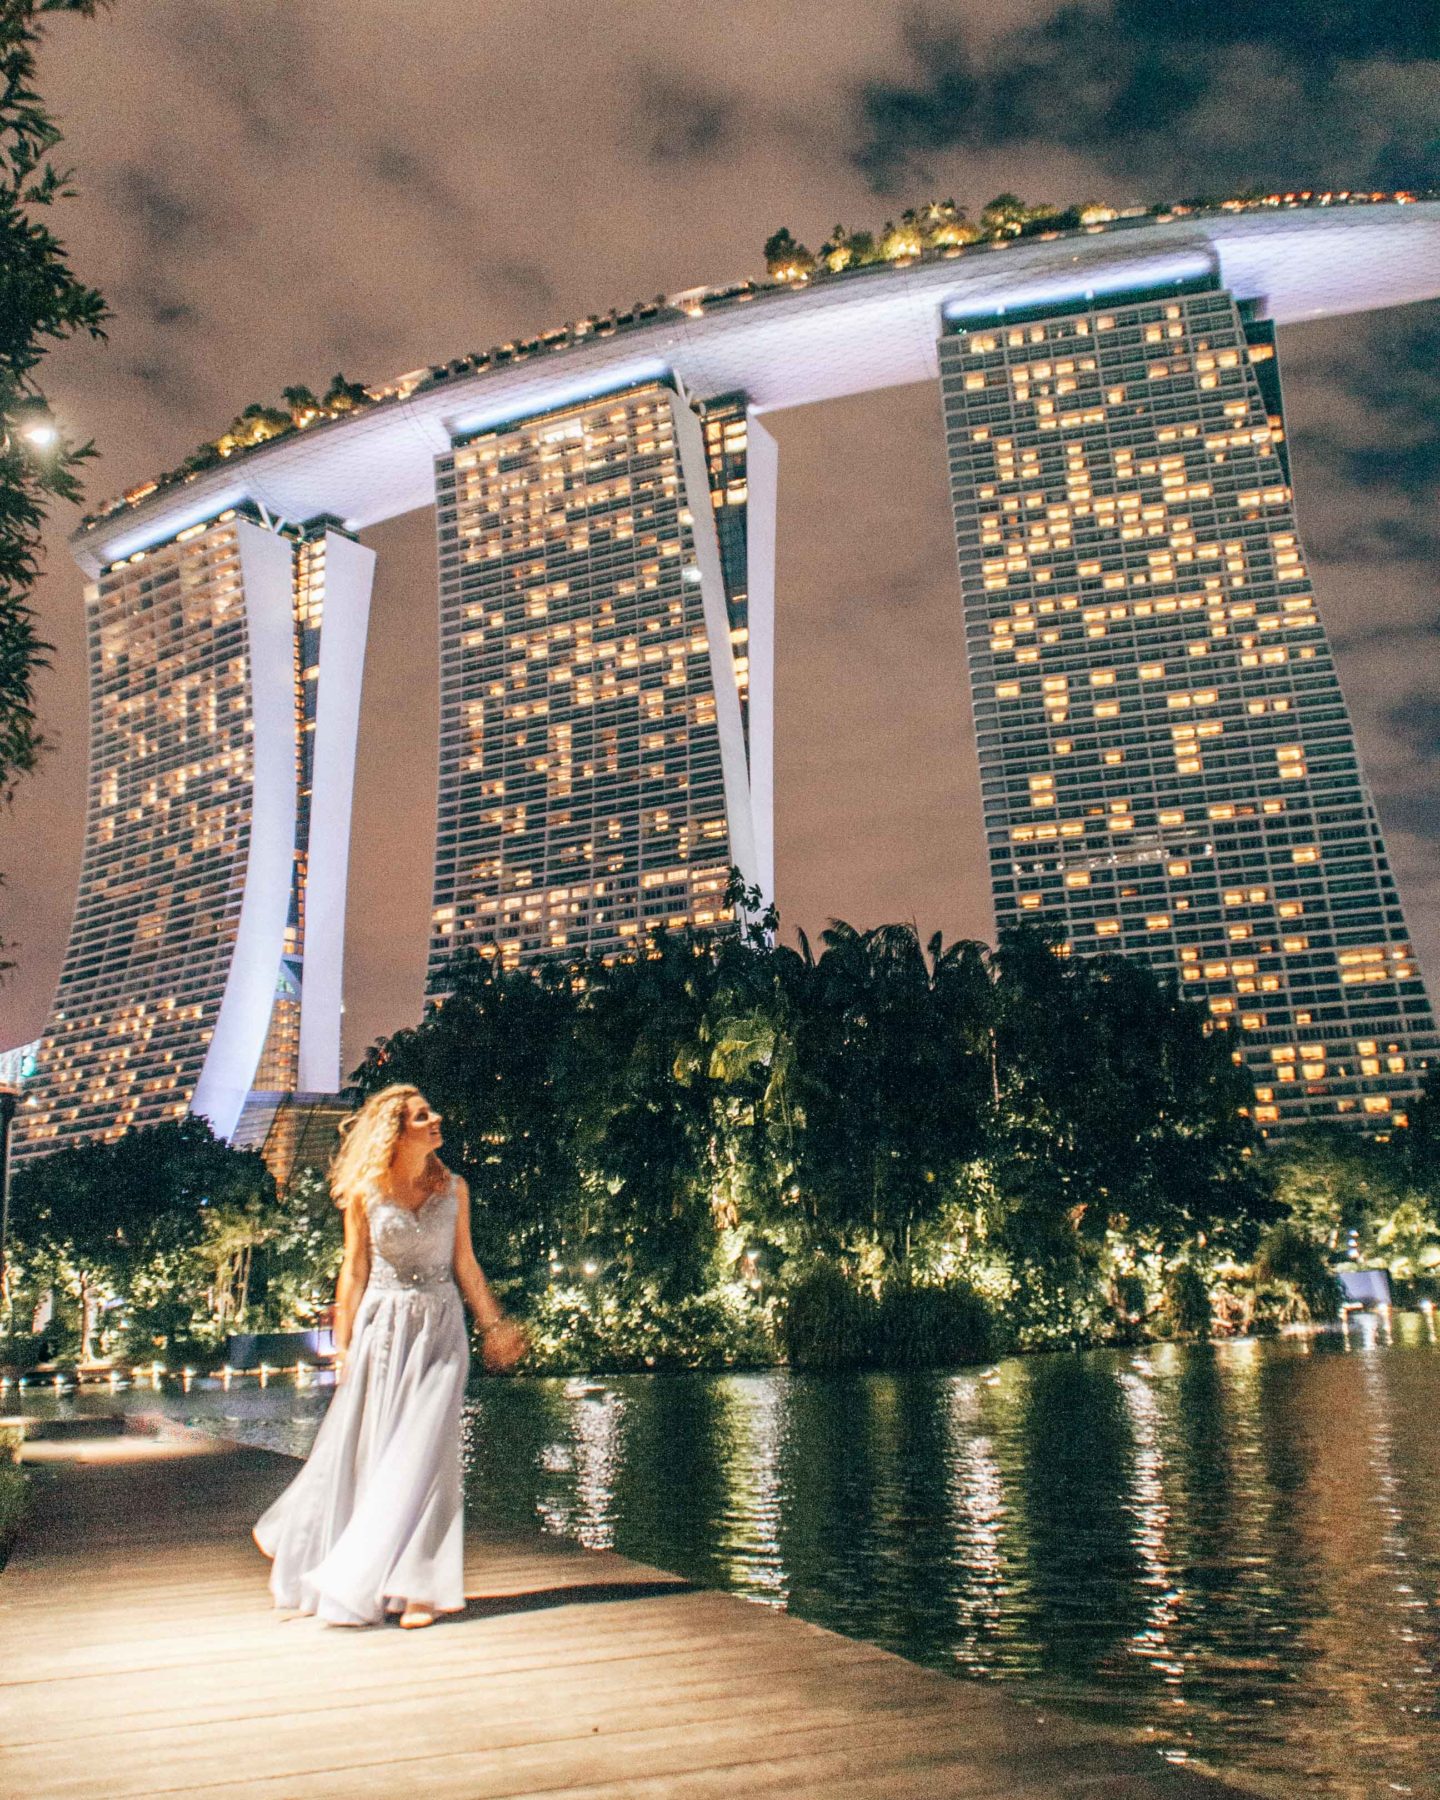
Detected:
left=3, top=1636, right=894, bottom=1743
left=1, top=1434, right=1262, bottom=1800
left=2, top=1603, right=894, bottom=1711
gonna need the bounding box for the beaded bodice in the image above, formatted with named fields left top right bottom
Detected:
left=366, top=1176, right=458, bottom=1295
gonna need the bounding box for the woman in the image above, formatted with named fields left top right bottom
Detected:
left=253, top=1085, right=528, bottom=1627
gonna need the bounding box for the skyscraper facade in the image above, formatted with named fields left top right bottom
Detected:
left=429, top=381, right=762, bottom=980
left=24, top=200, right=1439, bottom=1149
left=940, top=279, right=1437, bottom=1128
left=20, top=512, right=372, bottom=1156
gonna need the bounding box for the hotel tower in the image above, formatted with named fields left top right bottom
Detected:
left=429, top=381, right=765, bottom=979
left=21, top=514, right=373, bottom=1153
left=939, top=279, right=1436, bottom=1129
left=18, top=197, right=1440, bottom=1150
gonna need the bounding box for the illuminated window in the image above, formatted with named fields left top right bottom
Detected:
left=936, top=286, right=1439, bottom=1144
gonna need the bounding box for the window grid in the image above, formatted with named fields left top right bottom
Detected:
left=23, top=521, right=259, bottom=1146
left=940, top=286, right=1437, bottom=1131
left=429, top=383, right=743, bottom=976
left=22, top=514, right=330, bottom=1153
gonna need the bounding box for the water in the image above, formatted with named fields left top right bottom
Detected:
left=17, top=1315, right=1440, bottom=1797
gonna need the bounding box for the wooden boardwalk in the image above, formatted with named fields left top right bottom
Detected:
left=0, top=1422, right=1262, bottom=1798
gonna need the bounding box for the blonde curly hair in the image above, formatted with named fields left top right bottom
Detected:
left=329, top=1083, right=448, bottom=1210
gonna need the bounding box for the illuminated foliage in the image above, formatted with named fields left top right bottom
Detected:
left=761, top=227, right=815, bottom=282
left=361, top=914, right=1284, bottom=1362
left=1270, top=1123, right=1440, bottom=1291
left=12, top=922, right=1432, bottom=1370
left=7, top=1117, right=275, bottom=1362
left=0, top=1, right=108, bottom=830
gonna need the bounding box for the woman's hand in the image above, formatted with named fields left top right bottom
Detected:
left=453, top=1177, right=530, bottom=1373
left=481, top=1318, right=530, bottom=1374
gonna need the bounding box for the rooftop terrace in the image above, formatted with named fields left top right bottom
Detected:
left=72, top=191, right=1440, bottom=574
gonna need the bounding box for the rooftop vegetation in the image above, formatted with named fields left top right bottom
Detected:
left=80, top=187, right=1436, bottom=533
left=762, top=194, right=1100, bottom=279
left=82, top=372, right=375, bottom=528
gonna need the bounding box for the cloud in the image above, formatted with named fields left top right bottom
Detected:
left=1285, top=305, right=1440, bottom=579
left=101, top=168, right=211, bottom=342
left=1115, top=0, right=1438, bottom=65
left=1317, top=306, right=1440, bottom=494
left=4, top=0, right=1437, bottom=1050
left=108, top=166, right=213, bottom=254
left=633, top=68, right=738, bottom=164
left=853, top=3, right=1440, bottom=197
left=1376, top=692, right=1440, bottom=929
left=361, top=143, right=558, bottom=310
left=161, top=4, right=322, bottom=156
left=1387, top=693, right=1440, bottom=768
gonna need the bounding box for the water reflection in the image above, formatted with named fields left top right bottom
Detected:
left=471, top=1334, right=1440, bottom=1796
left=711, top=1375, right=786, bottom=1599
left=1118, top=1365, right=1184, bottom=1694
left=942, top=1375, right=1005, bottom=1668
left=26, top=1328, right=1439, bottom=1795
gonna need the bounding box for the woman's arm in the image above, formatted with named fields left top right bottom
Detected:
left=451, top=1176, right=528, bottom=1371
left=334, top=1199, right=371, bottom=1360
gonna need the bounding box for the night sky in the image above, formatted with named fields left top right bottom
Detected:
left=3, top=1, right=1437, bottom=1071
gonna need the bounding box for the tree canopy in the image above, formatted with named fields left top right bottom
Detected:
left=773, top=194, right=1104, bottom=281
left=354, top=914, right=1284, bottom=1357
left=7, top=916, right=1430, bottom=1372
left=7, top=1118, right=339, bottom=1363
left=0, top=0, right=108, bottom=819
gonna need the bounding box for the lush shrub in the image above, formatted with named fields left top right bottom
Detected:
left=780, top=1266, right=995, bottom=1369
left=128, top=1334, right=227, bottom=1374
left=0, top=1465, right=27, bottom=1568
left=1255, top=1223, right=1342, bottom=1322
left=779, top=1264, right=874, bottom=1369
left=0, top=1432, right=28, bottom=1571
left=522, top=1279, right=777, bottom=1375
left=0, top=1333, right=50, bottom=1374
left=113, top=1300, right=207, bottom=1366
left=1163, top=1262, right=1214, bottom=1339
left=1246, top=1284, right=1291, bottom=1335
left=874, top=1279, right=994, bottom=1368
left=1004, top=1259, right=1113, bottom=1352
left=1110, top=1271, right=1148, bottom=1325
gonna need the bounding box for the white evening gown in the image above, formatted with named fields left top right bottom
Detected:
left=253, top=1174, right=470, bottom=1623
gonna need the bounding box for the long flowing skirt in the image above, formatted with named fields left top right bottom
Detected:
left=253, top=1284, right=470, bottom=1624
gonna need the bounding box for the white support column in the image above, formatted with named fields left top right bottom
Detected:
left=743, top=413, right=777, bottom=906
left=298, top=531, right=376, bottom=1093
left=192, top=521, right=299, bottom=1140
left=666, top=392, right=761, bottom=895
